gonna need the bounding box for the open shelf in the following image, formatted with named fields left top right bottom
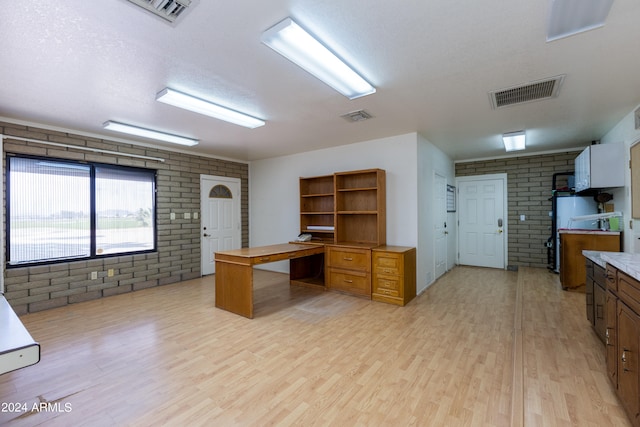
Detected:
left=299, top=169, right=385, bottom=246
left=300, top=175, right=336, bottom=243
left=335, top=169, right=385, bottom=246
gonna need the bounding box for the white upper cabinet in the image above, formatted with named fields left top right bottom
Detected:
left=574, top=143, right=625, bottom=192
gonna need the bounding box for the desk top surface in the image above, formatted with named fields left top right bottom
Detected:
left=0, top=296, right=38, bottom=354
left=215, top=243, right=324, bottom=259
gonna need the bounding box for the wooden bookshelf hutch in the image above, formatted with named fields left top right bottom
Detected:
left=297, top=168, right=414, bottom=306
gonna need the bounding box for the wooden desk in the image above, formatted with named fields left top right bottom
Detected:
left=215, top=243, right=325, bottom=318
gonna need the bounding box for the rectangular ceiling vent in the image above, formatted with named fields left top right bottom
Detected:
left=126, top=0, right=192, bottom=23
left=341, top=110, right=373, bottom=123
left=489, top=75, right=565, bottom=109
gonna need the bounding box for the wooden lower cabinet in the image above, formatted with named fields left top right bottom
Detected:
left=586, top=258, right=607, bottom=341
left=372, top=246, right=416, bottom=306
left=325, top=244, right=372, bottom=297
left=560, top=231, right=621, bottom=290
left=606, top=264, right=640, bottom=426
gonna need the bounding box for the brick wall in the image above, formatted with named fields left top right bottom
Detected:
left=1, top=121, right=249, bottom=314
left=455, top=151, right=578, bottom=268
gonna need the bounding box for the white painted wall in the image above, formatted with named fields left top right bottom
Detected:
left=250, top=133, right=420, bottom=272
left=600, top=103, right=640, bottom=253
left=249, top=131, right=455, bottom=291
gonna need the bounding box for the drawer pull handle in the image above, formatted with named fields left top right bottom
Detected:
left=343, top=257, right=353, bottom=261
left=260, top=257, right=270, bottom=262
left=344, top=279, right=353, bottom=283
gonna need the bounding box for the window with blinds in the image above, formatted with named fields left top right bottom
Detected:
left=7, top=156, right=156, bottom=266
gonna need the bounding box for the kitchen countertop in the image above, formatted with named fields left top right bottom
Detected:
left=559, top=228, right=621, bottom=235
left=583, top=250, right=608, bottom=268
left=598, top=252, right=640, bottom=282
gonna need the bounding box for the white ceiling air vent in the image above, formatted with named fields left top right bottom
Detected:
left=126, top=0, right=192, bottom=23
left=489, top=75, right=565, bottom=109
left=341, top=110, right=373, bottom=123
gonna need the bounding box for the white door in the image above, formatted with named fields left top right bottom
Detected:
left=457, top=175, right=506, bottom=269
left=434, top=173, right=447, bottom=279
left=201, top=175, right=241, bottom=275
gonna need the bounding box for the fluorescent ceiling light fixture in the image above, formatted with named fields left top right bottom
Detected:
left=503, top=131, right=526, bottom=152
left=156, top=88, right=265, bottom=129
left=103, top=121, right=198, bottom=146
left=547, top=0, right=614, bottom=41
left=261, top=17, right=376, bottom=100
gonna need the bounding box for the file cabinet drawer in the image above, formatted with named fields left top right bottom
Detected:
left=373, top=274, right=402, bottom=298
left=373, top=251, right=404, bottom=276
left=327, top=268, right=371, bottom=296
left=327, top=247, right=371, bottom=271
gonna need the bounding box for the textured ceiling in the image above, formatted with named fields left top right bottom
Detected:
left=1, top=0, right=639, bottom=161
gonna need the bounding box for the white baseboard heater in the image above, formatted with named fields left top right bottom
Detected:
left=0, top=296, right=40, bottom=375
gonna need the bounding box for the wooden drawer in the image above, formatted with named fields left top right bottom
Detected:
left=373, top=251, right=404, bottom=276
left=327, top=247, right=371, bottom=272
left=327, top=268, right=371, bottom=296
left=373, top=274, right=402, bottom=298
left=618, top=271, right=640, bottom=315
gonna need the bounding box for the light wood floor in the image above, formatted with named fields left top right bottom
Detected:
left=0, top=266, right=630, bottom=426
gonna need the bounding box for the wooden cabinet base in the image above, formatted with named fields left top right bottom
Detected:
left=372, top=246, right=416, bottom=306
left=560, top=232, right=621, bottom=290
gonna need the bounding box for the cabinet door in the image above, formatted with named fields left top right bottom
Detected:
left=574, top=148, right=588, bottom=192
left=617, top=302, right=640, bottom=423
left=606, top=291, right=618, bottom=384
left=560, top=233, right=591, bottom=289
left=586, top=277, right=595, bottom=325
left=594, top=284, right=606, bottom=342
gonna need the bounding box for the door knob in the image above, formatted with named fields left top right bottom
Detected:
left=204, top=233, right=210, bottom=237
left=497, top=229, right=503, bottom=233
